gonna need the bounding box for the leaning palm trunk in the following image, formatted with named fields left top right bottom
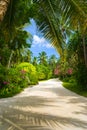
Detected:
left=0, top=0, right=10, bottom=22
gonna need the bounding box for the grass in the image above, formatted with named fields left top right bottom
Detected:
left=63, top=82, right=87, bottom=97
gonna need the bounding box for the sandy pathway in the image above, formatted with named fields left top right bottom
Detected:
left=0, top=79, right=87, bottom=130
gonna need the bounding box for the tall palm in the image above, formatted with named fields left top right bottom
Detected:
left=21, top=49, right=32, bottom=63
left=7, top=30, right=32, bottom=67
left=32, top=56, right=38, bottom=66
left=0, top=0, right=32, bottom=67
left=49, top=55, right=57, bottom=66
left=49, top=55, right=58, bottom=72
left=38, top=51, right=48, bottom=65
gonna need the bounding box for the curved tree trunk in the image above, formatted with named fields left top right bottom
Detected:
left=0, top=0, right=10, bottom=22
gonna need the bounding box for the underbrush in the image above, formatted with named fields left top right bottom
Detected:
left=63, top=81, right=87, bottom=97
left=36, top=64, right=52, bottom=80
left=0, top=62, right=38, bottom=98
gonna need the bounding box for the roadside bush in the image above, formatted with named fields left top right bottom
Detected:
left=0, top=83, right=22, bottom=98
left=16, top=62, right=38, bottom=85
left=62, top=76, right=76, bottom=83
left=0, top=62, right=38, bottom=98
left=62, top=77, right=70, bottom=82
left=0, top=66, right=27, bottom=98
left=75, top=63, right=87, bottom=90
left=8, top=68, right=29, bottom=88
left=0, top=64, right=9, bottom=89
left=69, top=78, right=76, bottom=83
left=36, top=65, right=52, bottom=80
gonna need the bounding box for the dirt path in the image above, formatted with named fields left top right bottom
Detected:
left=0, top=79, right=87, bottom=130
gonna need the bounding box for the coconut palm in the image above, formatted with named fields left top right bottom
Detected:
left=33, top=0, right=64, bottom=56
left=32, top=57, right=38, bottom=66
left=59, top=0, right=87, bottom=66
left=33, top=0, right=87, bottom=66
left=49, top=55, right=57, bottom=67
left=1, top=0, right=87, bottom=66
left=7, top=30, right=32, bottom=67
left=0, top=0, right=33, bottom=67
left=48, top=55, right=58, bottom=74
left=0, top=0, right=33, bottom=48
left=38, top=51, right=48, bottom=65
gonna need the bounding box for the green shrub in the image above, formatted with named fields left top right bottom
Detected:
left=75, top=64, right=87, bottom=90
left=0, top=62, right=38, bottom=98
left=0, top=84, right=22, bottom=98
left=8, top=68, right=29, bottom=88
left=38, top=72, right=46, bottom=80
left=16, top=62, right=38, bottom=85
left=36, top=65, right=52, bottom=80
left=63, top=82, right=87, bottom=97
left=0, top=64, right=9, bottom=89
left=69, top=78, right=76, bottom=83
left=62, top=77, right=70, bottom=82
left=0, top=66, right=27, bottom=98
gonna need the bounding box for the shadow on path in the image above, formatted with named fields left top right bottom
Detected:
left=0, top=79, right=87, bottom=130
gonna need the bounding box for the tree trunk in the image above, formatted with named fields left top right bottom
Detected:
left=0, top=0, right=10, bottom=22
left=83, top=36, right=87, bottom=67
left=7, top=50, right=14, bottom=68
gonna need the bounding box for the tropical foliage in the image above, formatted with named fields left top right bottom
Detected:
left=16, top=62, right=38, bottom=85
left=32, top=0, right=87, bottom=59
left=32, top=0, right=87, bottom=92
left=0, top=0, right=87, bottom=98
left=0, top=64, right=28, bottom=98
left=0, top=0, right=34, bottom=97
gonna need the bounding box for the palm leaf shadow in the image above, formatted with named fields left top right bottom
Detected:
left=0, top=96, right=87, bottom=130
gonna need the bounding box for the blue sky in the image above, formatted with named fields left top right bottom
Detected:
left=24, top=19, right=59, bottom=58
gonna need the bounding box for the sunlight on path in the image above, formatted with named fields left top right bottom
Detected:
left=0, top=79, right=87, bottom=130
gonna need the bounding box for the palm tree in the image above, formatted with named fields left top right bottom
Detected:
left=0, top=0, right=32, bottom=67
left=38, top=51, right=48, bottom=65
left=33, top=0, right=87, bottom=66
left=48, top=55, right=58, bottom=74
left=32, top=56, right=38, bottom=66
left=21, top=49, right=32, bottom=63
left=7, top=30, right=32, bottom=67
left=49, top=55, right=57, bottom=67
left=33, top=0, right=64, bottom=56
left=1, top=0, right=87, bottom=66
left=0, top=0, right=33, bottom=44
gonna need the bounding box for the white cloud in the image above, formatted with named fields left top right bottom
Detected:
left=32, top=35, right=53, bottom=48
left=46, top=44, right=52, bottom=48
left=33, top=35, right=45, bottom=44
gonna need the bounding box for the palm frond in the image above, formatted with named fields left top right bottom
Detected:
left=33, top=0, right=87, bottom=57
left=33, top=0, right=65, bottom=56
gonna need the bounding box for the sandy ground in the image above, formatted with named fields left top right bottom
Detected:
left=0, top=78, right=87, bottom=130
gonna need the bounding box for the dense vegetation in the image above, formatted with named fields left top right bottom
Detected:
left=0, top=0, right=87, bottom=98
left=31, top=0, right=87, bottom=97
